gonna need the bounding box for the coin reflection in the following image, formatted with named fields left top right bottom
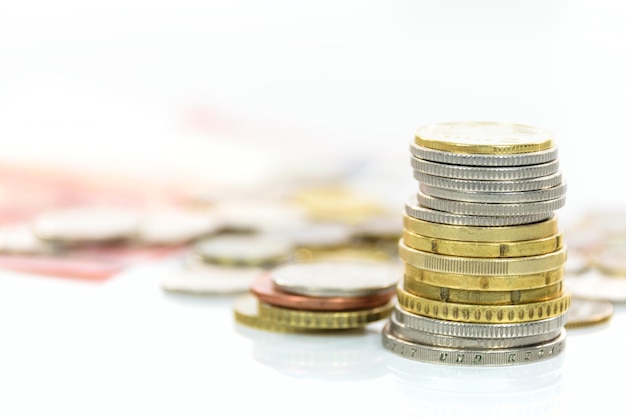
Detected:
left=384, top=352, right=564, bottom=417
left=235, top=324, right=387, bottom=380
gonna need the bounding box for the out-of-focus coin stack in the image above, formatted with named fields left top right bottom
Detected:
left=383, top=121, right=571, bottom=366
left=234, top=259, right=400, bottom=333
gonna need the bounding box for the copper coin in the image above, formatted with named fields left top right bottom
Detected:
left=250, top=273, right=395, bottom=312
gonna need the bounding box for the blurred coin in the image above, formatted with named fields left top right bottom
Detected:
left=136, top=207, right=222, bottom=245
left=213, top=199, right=308, bottom=233
left=565, top=270, right=626, bottom=303
left=0, top=224, right=58, bottom=255
left=270, top=259, right=401, bottom=298
left=161, top=263, right=262, bottom=294
left=351, top=215, right=403, bottom=241
left=32, top=205, right=140, bottom=244
left=564, top=297, right=613, bottom=329
left=290, top=186, right=386, bottom=224
left=192, top=234, right=294, bottom=267
left=278, top=221, right=353, bottom=249
left=589, top=239, right=626, bottom=276
left=293, top=245, right=393, bottom=263
left=564, top=249, right=590, bottom=275
left=578, top=207, right=626, bottom=237
left=250, top=273, right=395, bottom=312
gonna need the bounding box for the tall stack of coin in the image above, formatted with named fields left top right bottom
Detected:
left=234, top=259, right=399, bottom=332
left=383, top=122, right=570, bottom=366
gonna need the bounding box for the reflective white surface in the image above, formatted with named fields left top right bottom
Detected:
left=0, top=260, right=621, bottom=417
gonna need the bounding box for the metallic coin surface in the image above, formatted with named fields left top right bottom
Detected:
left=404, top=264, right=564, bottom=291
left=404, top=278, right=563, bottom=305
left=382, top=323, right=566, bottom=366
left=564, top=249, right=590, bottom=275
left=278, top=221, right=353, bottom=248
left=136, top=208, right=222, bottom=244
left=410, top=143, right=559, bottom=167
left=193, top=234, right=294, bottom=267
left=419, top=183, right=567, bottom=204
left=32, top=205, right=140, bottom=244
left=565, top=270, right=626, bottom=303
left=413, top=171, right=564, bottom=193
left=410, top=156, right=560, bottom=180
left=405, top=198, right=553, bottom=227
left=399, top=240, right=567, bottom=276
left=233, top=294, right=310, bottom=333
left=258, top=299, right=394, bottom=329
left=396, top=283, right=571, bottom=323
left=389, top=313, right=562, bottom=349
left=402, top=230, right=563, bottom=258
left=416, top=191, right=566, bottom=217
left=589, top=241, right=626, bottom=276
left=270, top=259, right=402, bottom=297
left=393, top=305, right=567, bottom=338
left=0, top=224, right=58, bottom=255
left=414, top=122, right=554, bottom=155
left=402, top=215, right=558, bottom=242
left=564, top=297, right=613, bottom=329
left=250, top=273, right=395, bottom=312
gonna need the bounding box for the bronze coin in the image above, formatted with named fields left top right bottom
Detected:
left=250, top=273, right=395, bottom=312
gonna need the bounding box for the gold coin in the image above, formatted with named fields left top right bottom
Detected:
left=396, top=283, right=570, bottom=324
left=414, top=122, right=554, bottom=155
left=257, top=299, right=394, bottom=329
left=403, top=230, right=563, bottom=258
left=403, top=215, right=558, bottom=242
left=290, top=186, right=386, bottom=224
left=564, top=297, right=614, bottom=329
left=233, top=294, right=314, bottom=333
left=403, top=278, right=563, bottom=305
left=399, top=240, right=567, bottom=276
left=294, top=246, right=393, bottom=263
left=404, top=264, right=564, bottom=291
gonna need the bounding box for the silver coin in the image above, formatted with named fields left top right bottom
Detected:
left=193, top=234, right=294, bottom=266
left=565, top=270, right=626, bottom=303
left=393, top=305, right=567, bottom=339
left=382, top=323, right=566, bottom=366
left=409, top=143, right=558, bottom=167
left=413, top=171, right=563, bottom=193
left=161, top=263, right=262, bottom=294
left=389, top=313, right=562, bottom=349
left=416, top=191, right=566, bottom=216
left=419, top=183, right=567, bottom=204
left=270, top=259, right=402, bottom=297
left=564, top=249, right=590, bottom=275
left=213, top=199, right=308, bottom=233
left=410, top=157, right=560, bottom=181
left=136, top=208, right=222, bottom=245
left=564, top=297, right=613, bottom=329
left=31, top=205, right=141, bottom=244
left=405, top=196, right=553, bottom=226
left=0, top=224, right=58, bottom=255
left=277, top=221, right=354, bottom=248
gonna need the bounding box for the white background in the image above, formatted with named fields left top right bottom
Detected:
left=1, top=1, right=625, bottom=416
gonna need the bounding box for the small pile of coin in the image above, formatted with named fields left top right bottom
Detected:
left=383, top=122, right=570, bottom=366
left=234, top=259, right=400, bottom=332
left=161, top=233, right=295, bottom=294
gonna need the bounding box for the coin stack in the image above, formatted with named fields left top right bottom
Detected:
left=234, top=259, right=399, bottom=333
left=383, top=122, right=570, bottom=366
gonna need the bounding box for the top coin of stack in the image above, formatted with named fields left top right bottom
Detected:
left=384, top=121, right=570, bottom=367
